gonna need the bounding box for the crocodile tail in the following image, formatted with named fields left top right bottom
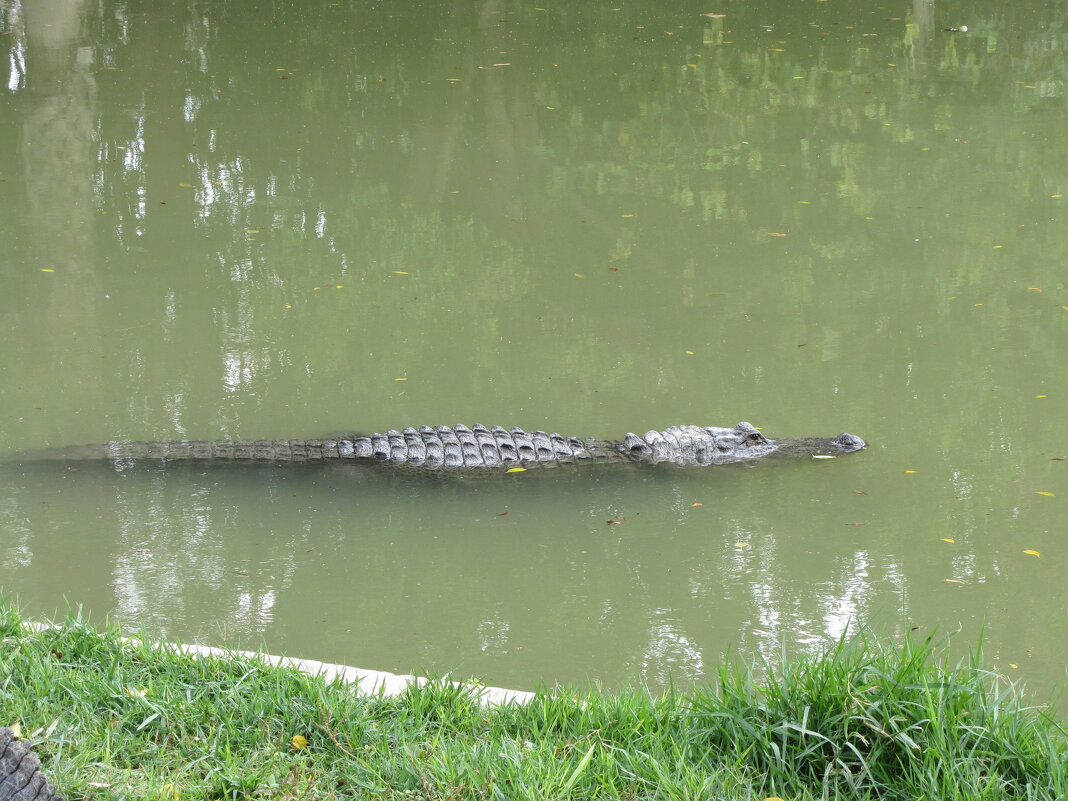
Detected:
left=0, top=728, right=65, bottom=801
left=14, top=439, right=353, bottom=463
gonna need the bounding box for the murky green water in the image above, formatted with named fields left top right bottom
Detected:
left=2, top=0, right=1066, bottom=695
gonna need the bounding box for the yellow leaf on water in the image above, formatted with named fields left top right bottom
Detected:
left=685, top=350, right=695, bottom=355
left=392, top=270, right=408, bottom=275
left=1053, top=194, right=1063, bottom=199
left=691, top=502, right=703, bottom=507
left=39, top=268, right=55, bottom=273
left=1035, top=491, right=1055, bottom=497
left=178, top=183, right=193, bottom=187
left=290, top=735, right=308, bottom=749
left=941, top=538, right=956, bottom=543
left=620, top=213, right=635, bottom=218
left=942, top=578, right=965, bottom=584
left=812, top=454, right=835, bottom=459
left=394, top=377, right=407, bottom=381
left=1034, top=394, right=1047, bottom=398
left=506, top=467, right=527, bottom=473
left=1023, top=550, right=1041, bottom=557
left=1009, top=663, right=1019, bottom=668
left=1028, top=287, right=1043, bottom=292
left=735, top=542, right=750, bottom=549
left=903, top=469, right=918, bottom=474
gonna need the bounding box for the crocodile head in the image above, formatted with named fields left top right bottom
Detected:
left=631, top=422, right=779, bottom=465
left=766, top=430, right=868, bottom=459
left=627, top=422, right=866, bottom=466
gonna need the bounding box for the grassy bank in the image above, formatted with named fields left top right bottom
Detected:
left=1, top=602, right=1064, bottom=800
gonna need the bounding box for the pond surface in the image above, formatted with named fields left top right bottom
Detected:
left=1, top=0, right=1066, bottom=696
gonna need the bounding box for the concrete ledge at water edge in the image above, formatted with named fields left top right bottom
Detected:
left=21, top=621, right=536, bottom=707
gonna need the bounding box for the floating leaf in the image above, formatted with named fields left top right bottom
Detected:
left=1023, top=549, right=1041, bottom=557
left=702, top=13, right=727, bottom=18
left=606, top=517, right=625, bottom=525
left=178, top=183, right=192, bottom=187
left=1009, top=663, right=1019, bottom=669
left=941, top=538, right=956, bottom=543
left=574, top=273, right=585, bottom=278
left=1034, top=394, right=1047, bottom=398
left=1035, top=491, right=1055, bottom=497
left=691, top=502, right=703, bottom=507
left=506, top=467, right=527, bottom=473
left=903, top=469, right=918, bottom=474
left=394, top=377, right=407, bottom=381
left=685, top=350, right=695, bottom=355
left=1028, top=287, right=1043, bottom=292
left=39, top=268, right=55, bottom=273
left=768, top=232, right=788, bottom=237
left=942, top=578, right=965, bottom=584
left=812, top=454, right=835, bottom=459
left=392, top=270, right=408, bottom=275
left=620, top=213, right=635, bottom=218
left=290, top=735, right=308, bottom=750
left=735, top=542, right=750, bottom=549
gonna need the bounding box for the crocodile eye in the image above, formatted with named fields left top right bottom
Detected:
left=747, top=432, right=764, bottom=443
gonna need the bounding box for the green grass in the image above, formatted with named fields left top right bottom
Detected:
left=1, top=600, right=1064, bottom=800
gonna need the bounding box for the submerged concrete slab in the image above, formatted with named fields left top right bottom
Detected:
left=22, top=621, right=536, bottom=706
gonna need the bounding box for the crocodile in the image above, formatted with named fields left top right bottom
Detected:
left=0, top=728, right=64, bottom=801
left=19, top=422, right=865, bottom=471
